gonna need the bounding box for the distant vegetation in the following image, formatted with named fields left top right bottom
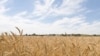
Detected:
left=24, top=33, right=100, bottom=36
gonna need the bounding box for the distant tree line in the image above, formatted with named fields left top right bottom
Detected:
left=24, top=33, right=100, bottom=36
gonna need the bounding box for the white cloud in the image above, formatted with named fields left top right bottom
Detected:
left=9, top=15, right=100, bottom=34
left=77, top=21, right=100, bottom=34
left=52, top=0, right=86, bottom=15
left=0, top=12, right=100, bottom=34
left=33, top=0, right=54, bottom=14
left=32, top=0, right=55, bottom=20
left=32, top=0, right=86, bottom=21
left=53, top=16, right=85, bottom=26
left=0, top=0, right=8, bottom=4
left=0, top=0, right=10, bottom=14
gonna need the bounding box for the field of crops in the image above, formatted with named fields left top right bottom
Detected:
left=0, top=34, right=100, bottom=56
left=0, top=28, right=100, bottom=56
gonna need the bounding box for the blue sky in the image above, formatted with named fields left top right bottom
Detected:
left=0, top=0, right=100, bottom=34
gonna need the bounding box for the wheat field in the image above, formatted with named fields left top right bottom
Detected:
left=0, top=28, right=100, bottom=56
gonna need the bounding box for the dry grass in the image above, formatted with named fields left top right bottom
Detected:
left=0, top=28, right=100, bottom=56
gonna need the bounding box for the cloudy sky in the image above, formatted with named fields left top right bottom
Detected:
left=0, top=0, right=100, bottom=34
